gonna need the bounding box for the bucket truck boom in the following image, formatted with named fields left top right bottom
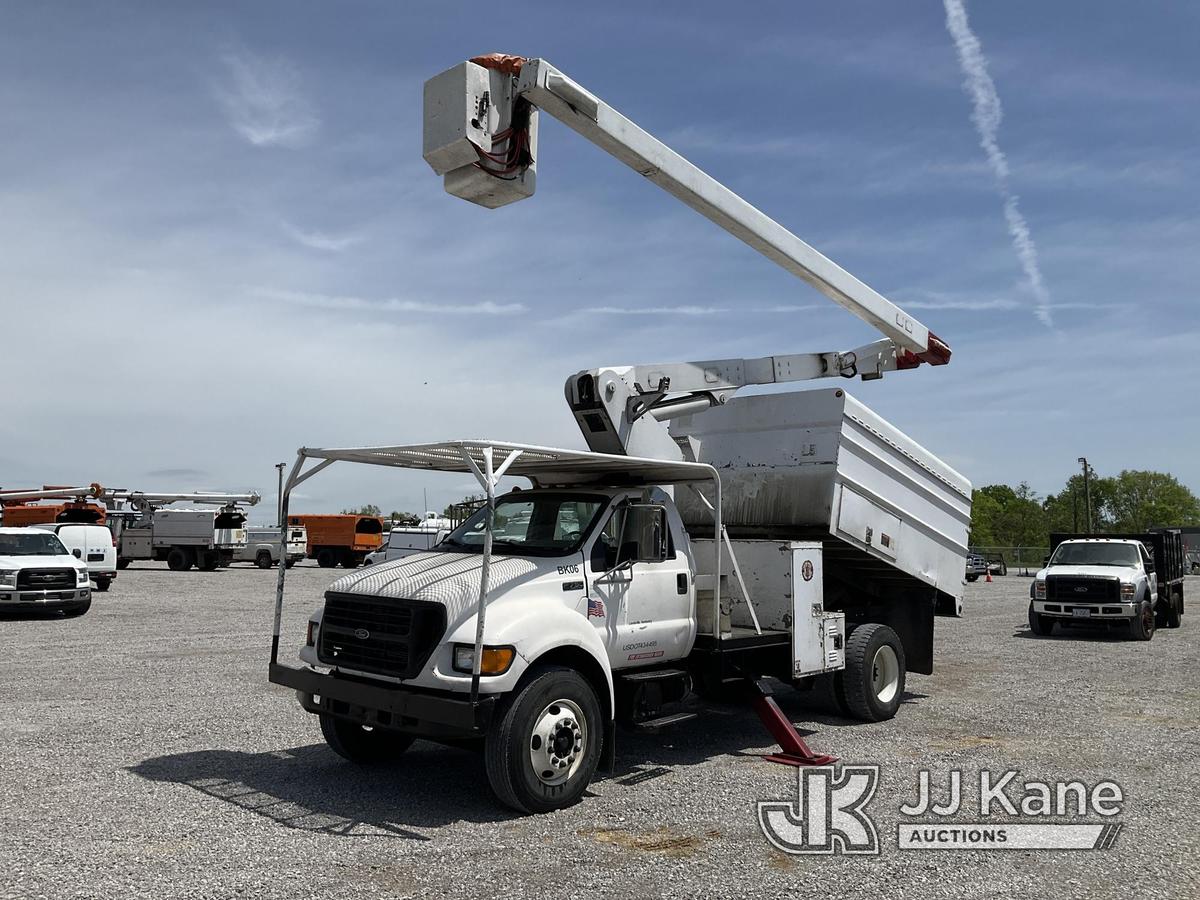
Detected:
left=423, top=54, right=954, bottom=459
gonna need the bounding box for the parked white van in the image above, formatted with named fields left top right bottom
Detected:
left=34, top=523, right=118, bottom=592
left=0, top=527, right=92, bottom=615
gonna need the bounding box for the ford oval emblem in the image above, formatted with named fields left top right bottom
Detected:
left=353, top=628, right=370, bottom=640
left=1073, top=586, right=1088, bottom=593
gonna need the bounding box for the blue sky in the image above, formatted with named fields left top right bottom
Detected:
left=2, top=1, right=1197, bottom=518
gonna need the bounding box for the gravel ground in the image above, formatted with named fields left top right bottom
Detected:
left=1, top=564, right=1197, bottom=900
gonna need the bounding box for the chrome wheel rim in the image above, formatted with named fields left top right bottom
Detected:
left=529, top=698, right=587, bottom=786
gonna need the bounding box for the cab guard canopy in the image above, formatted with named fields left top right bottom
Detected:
left=271, top=440, right=723, bottom=702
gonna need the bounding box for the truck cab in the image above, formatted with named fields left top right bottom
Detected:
left=0, top=527, right=92, bottom=616
left=1029, top=536, right=1185, bottom=639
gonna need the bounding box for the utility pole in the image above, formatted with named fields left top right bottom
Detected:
left=1071, top=488, right=1078, bottom=532
left=275, top=463, right=286, bottom=527
left=1077, top=457, right=1092, bottom=532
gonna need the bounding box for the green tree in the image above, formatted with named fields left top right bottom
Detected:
left=1043, top=473, right=1116, bottom=533
left=390, top=511, right=420, bottom=526
left=341, top=503, right=382, bottom=517
left=972, top=483, right=1045, bottom=549
left=1105, top=470, right=1200, bottom=532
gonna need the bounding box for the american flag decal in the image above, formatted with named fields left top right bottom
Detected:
left=587, top=597, right=606, bottom=618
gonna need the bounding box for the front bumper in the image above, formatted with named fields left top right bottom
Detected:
left=1032, top=599, right=1137, bottom=619
left=0, top=587, right=90, bottom=609
left=270, top=663, right=495, bottom=739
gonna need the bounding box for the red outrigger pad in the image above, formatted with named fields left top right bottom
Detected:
left=749, top=681, right=837, bottom=768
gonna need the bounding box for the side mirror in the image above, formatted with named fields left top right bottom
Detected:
left=1043, top=555, right=1050, bottom=566
left=73, top=549, right=82, bottom=558
left=623, top=503, right=669, bottom=564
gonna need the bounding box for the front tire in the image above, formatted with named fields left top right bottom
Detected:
left=841, top=624, right=906, bottom=722
left=1129, top=600, right=1155, bottom=641
left=485, top=666, right=603, bottom=814
left=1028, top=602, right=1051, bottom=636
left=319, top=714, right=413, bottom=763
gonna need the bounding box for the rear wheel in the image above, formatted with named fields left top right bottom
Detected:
left=94, top=577, right=111, bottom=592
left=1130, top=600, right=1155, bottom=641
left=319, top=714, right=413, bottom=763
left=316, top=549, right=337, bottom=568
left=1165, top=588, right=1183, bottom=628
left=166, top=548, right=193, bottom=571
left=340, top=552, right=360, bottom=569
left=196, top=550, right=219, bottom=571
left=284, top=559, right=296, bottom=569
left=116, top=558, right=130, bottom=570
left=485, top=666, right=602, bottom=814
left=966, top=575, right=978, bottom=582
left=255, top=551, right=274, bottom=569
left=841, top=624, right=906, bottom=722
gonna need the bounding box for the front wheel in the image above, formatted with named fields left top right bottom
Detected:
left=841, top=624, right=906, bottom=722
left=319, top=714, right=414, bottom=763
left=62, top=599, right=91, bottom=617
left=1028, top=602, right=1051, bottom=636
left=485, top=666, right=603, bottom=814
left=1129, top=600, right=1155, bottom=641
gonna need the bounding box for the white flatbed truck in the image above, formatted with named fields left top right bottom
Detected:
left=267, top=54, right=971, bottom=813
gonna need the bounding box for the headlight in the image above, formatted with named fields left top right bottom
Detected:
left=0, top=570, right=16, bottom=589
left=1034, top=580, right=1047, bottom=599
left=1120, top=582, right=1136, bottom=599
left=452, top=643, right=516, bottom=676
left=77, top=569, right=91, bottom=585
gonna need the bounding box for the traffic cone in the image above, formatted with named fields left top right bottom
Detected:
left=985, top=570, right=993, bottom=583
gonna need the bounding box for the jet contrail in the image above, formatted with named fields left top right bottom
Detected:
left=943, top=0, right=1053, bottom=328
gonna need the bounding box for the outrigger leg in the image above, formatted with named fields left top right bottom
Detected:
left=748, top=679, right=837, bottom=767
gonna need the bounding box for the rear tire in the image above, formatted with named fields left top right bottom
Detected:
left=1028, top=602, right=1050, bottom=636
left=841, top=624, right=906, bottom=722
left=166, top=548, right=193, bottom=571
left=255, top=551, right=274, bottom=569
left=966, top=575, right=978, bottom=582
left=1165, top=590, right=1183, bottom=629
left=1130, top=600, right=1155, bottom=641
left=116, top=558, right=130, bottom=570
left=94, top=577, right=111, bottom=592
left=284, top=559, right=296, bottom=569
left=485, top=666, right=602, bottom=814
left=319, top=714, right=414, bottom=763
left=341, top=553, right=360, bottom=569
left=316, top=549, right=337, bottom=568
left=196, top=550, right=219, bottom=572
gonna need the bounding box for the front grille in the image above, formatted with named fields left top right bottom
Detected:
left=318, top=592, right=446, bottom=680
left=1047, top=575, right=1119, bottom=602
left=17, top=568, right=75, bottom=590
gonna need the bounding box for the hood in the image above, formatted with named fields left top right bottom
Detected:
left=1040, top=565, right=1138, bottom=580
left=328, top=550, right=550, bottom=623
left=0, top=552, right=84, bottom=570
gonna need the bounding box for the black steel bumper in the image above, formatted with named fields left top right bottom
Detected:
left=269, top=663, right=496, bottom=738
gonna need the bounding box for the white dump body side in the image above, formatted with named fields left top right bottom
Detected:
left=672, top=388, right=971, bottom=603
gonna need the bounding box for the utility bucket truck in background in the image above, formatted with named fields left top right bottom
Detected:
left=267, top=55, right=970, bottom=813
left=105, top=490, right=261, bottom=571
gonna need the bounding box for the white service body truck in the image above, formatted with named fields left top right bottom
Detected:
left=118, top=508, right=248, bottom=571
left=0, top=527, right=92, bottom=615
left=235, top=525, right=307, bottom=569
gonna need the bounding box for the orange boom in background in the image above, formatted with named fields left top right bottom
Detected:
left=286, top=514, right=384, bottom=569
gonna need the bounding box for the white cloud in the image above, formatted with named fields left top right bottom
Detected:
left=944, top=0, right=1054, bottom=329
left=281, top=222, right=363, bottom=252
left=216, top=48, right=319, bottom=148
left=252, top=286, right=526, bottom=315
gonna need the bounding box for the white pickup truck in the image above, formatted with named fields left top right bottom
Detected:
left=1030, top=534, right=1185, bottom=640
left=0, top=527, right=93, bottom=616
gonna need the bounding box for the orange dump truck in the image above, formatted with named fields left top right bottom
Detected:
left=286, top=514, right=384, bottom=568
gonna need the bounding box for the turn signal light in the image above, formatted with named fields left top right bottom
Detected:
left=453, top=644, right=516, bottom=675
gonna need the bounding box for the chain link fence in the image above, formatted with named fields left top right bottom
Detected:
left=971, top=546, right=1051, bottom=576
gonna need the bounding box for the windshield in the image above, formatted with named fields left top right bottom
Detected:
left=0, top=532, right=69, bottom=557
left=1050, top=542, right=1141, bottom=568
left=441, top=492, right=607, bottom=557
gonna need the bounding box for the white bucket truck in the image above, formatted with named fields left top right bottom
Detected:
left=268, top=54, right=970, bottom=813
left=106, top=491, right=260, bottom=571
